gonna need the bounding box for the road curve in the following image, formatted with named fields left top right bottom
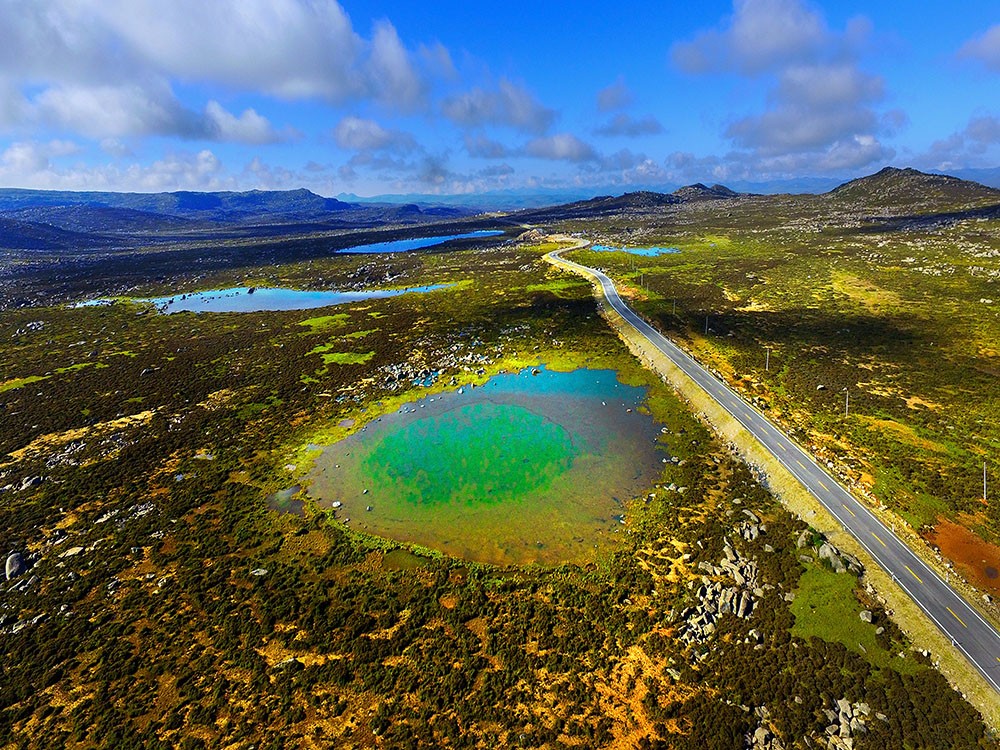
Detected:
left=547, top=243, right=1000, bottom=696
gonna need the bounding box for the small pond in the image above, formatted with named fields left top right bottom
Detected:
left=305, top=366, right=669, bottom=566
left=77, top=283, right=451, bottom=313
left=337, top=230, right=503, bottom=254
left=591, top=244, right=679, bottom=257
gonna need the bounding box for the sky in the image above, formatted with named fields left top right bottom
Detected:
left=0, top=0, right=998, bottom=197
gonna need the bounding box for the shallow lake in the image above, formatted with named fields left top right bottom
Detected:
left=337, top=230, right=503, bottom=254
left=79, top=283, right=451, bottom=313
left=306, top=366, right=668, bottom=566
left=591, top=244, right=679, bottom=257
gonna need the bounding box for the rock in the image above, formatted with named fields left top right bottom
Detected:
left=60, top=546, right=84, bottom=558
left=799, top=554, right=814, bottom=564
left=274, top=657, right=304, bottom=672
left=19, top=476, right=42, bottom=491
left=250, top=568, right=268, bottom=576
left=837, top=698, right=852, bottom=717
left=763, top=544, right=774, bottom=553
left=5, top=552, right=25, bottom=580
left=859, top=610, right=873, bottom=623
left=796, top=530, right=811, bottom=549
left=819, top=543, right=847, bottom=573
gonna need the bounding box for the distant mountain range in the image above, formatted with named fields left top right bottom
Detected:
left=339, top=167, right=1000, bottom=210
left=0, top=187, right=471, bottom=250
left=2, top=166, right=998, bottom=251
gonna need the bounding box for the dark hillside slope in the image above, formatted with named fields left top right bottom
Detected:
left=828, top=167, right=1000, bottom=213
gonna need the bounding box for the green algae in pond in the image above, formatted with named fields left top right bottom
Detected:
left=364, top=402, right=576, bottom=507
left=306, top=366, right=668, bottom=566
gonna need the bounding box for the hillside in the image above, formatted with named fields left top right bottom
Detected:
left=828, top=167, right=1000, bottom=212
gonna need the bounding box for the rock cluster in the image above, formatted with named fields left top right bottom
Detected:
left=796, top=531, right=863, bottom=575
left=676, top=538, right=761, bottom=644
left=746, top=706, right=784, bottom=750
left=818, top=699, right=871, bottom=750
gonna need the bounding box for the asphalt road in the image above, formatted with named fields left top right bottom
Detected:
left=549, top=245, right=1000, bottom=695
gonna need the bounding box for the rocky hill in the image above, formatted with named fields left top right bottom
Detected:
left=828, top=167, right=1000, bottom=212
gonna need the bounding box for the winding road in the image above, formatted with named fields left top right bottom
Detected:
left=547, top=241, right=1000, bottom=697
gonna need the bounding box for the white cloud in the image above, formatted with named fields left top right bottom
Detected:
left=673, top=0, right=891, bottom=175
left=204, top=101, right=298, bottom=144
left=918, top=114, right=1000, bottom=170
left=595, top=113, right=664, bottom=137
left=958, top=24, right=1000, bottom=72
left=725, top=64, right=883, bottom=153
left=368, top=21, right=426, bottom=110
left=333, top=116, right=417, bottom=153
left=442, top=78, right=556, bottom=134
left=524, top=134, right=597, bottom=162
left=672, top=0, right=832, bottom=75
left=596, top=77, right=632, bottom=112
left=463, top=134, right=510, bottom=158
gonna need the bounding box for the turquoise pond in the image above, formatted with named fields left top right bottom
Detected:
left=77, top=283, right=452, bottom=313
left=338, top=230, right=503, bottom=254
left=306, top=366, right=670, bottom=566
left=591, top=244, right=680, bottom=256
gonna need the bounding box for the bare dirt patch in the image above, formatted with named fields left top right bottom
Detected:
left=931, top=517, right=1000, bottom=597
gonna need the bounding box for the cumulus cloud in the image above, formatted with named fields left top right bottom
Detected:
left=595, top=113, right=664, bottom=137
left=725, top=64, right=883, bottom=153
left=442, top=78, right=556, bottom=134
left=0, top=0, right=444, bottom=147
left=0, top=142, right=238, bottom=192
left=671, top=0, right=860, bottom=75
left=958, top=24, right=1000, bottom=71
left=368, top=20, right=426, bottom=111
left=596, top=77, right=632, bottom=112
left=333, top=116, right=417, bottom=153
left=20, top=82, right=295, bottom=144
left=673, top=0, right=891, bottom=175
left=524, top=134, right=597, bottom=162
left=918, top=114, right=1000, bottom=170
left=463, top=134, right=510, bottom=159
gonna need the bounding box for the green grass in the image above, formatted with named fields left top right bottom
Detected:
left=318, top=351, right=375, bottom=365
left=791, top=565, right=916, bottom=673
left=0, top=374, right=50, bottom=393
left=298, top=313, right=350, bottom=331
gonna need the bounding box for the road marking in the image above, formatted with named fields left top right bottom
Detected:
left=796, top=459, right=806, bottom=469
left=777, top=442, right=786, bottom=452
left=947, top=607, right=968, bottom=628
left=842, top=504, right=856, bottom=518
left=818, top=480, right=829, bottom=491
left=871, top=532, right=887, bottom=548
left=904, top=565, right=923, bottom=584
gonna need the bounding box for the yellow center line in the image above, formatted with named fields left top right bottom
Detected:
left=777, top=443, right=786, bottom=451
left=904, top=565, right=923, bottom=584
left=796, top=459, right=806, bottom=469
left=818, top=480, right=829, bottom=491
left=871, top=532, right=887, bottom=548
left=947, top=607, right=968, bottom=628
left=842, top=504, right=856, bottom=518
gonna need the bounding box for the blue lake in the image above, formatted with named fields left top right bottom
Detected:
left=78, top=284, right=452, bottom=313
left=338, top=230, right=503, bottom=254
left=591, top=244, right=680, bottom=257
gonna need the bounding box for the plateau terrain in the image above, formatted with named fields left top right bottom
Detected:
left=1, top=168, right=999, bottom=749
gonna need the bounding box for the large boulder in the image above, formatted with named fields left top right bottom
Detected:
left=5, top=552, right=24, bottom=580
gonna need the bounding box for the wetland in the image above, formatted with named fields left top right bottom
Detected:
left=306, top=366, right=667, bottom=565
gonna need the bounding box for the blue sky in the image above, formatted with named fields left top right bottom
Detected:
left=0, top=0, right=998, bottom=196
